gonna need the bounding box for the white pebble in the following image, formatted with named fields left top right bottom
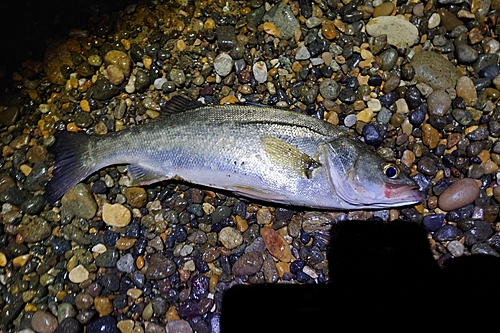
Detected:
left=214, top=53, right=234, bottom=77
left=428, top=12, right=441, bottom=29
left=367, top=99, right=382, bottom=112
left=252, top=61, right=268, bottom=83
left=344, top=114, right=357, bottom=127
left=295, top=45, right=311, bottom=60
left=154, top=78, right=168, bottom=90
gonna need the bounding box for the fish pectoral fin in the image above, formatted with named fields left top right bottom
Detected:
left=260, top=134, right=320, bottom=179
left=161, top=95, right=204, bottom=114
left=127, top=164, right=165, bottom=186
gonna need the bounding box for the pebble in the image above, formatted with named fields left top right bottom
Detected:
left=263, top=2, right=299, bottom=40
left=86, top=316, right=119, bottom=333
left=218, top=227, right=243, bottom=249
left=106, top=65, right=125, bottom=85
left=232, top=252, right=264, bottom=276
left=422, top=124, right=440, bottom=149
left=94, top=296, right=113, bottom=316
left=319, top=79, right=340, bottom=100
left=252, top=61, right=267, bottom=84
left=366, top=16, right=419, bottom=49
left=214, top=54, right=233, bottom=77
left=102, top=203, right=131, bottom=227
left=31, top=311, right=58, bottom=333
left=427, top=91, right=451, bottom=116
left=455, top=43, right=479, bottom=64
left=104, top=50, right=131, bottom=77
left=91, top=77, right=120, bottom=100
left=18, top=218, right=51, bottom=242
left=260, top=226, right=292, bottom=262
left=438, top=178, right=480, bottom=211
left=165, top=320, right=192, bottom=333
left=411, top=51, right=459, bottom=90
left=145, top=253, right=176, bottom=279
left=373, top=2, right=395, bottom=17
left=124, top=187, right=147, bottom=208
left=295, top=45, right=311, bottom=60
left=456, top=76, right=477, bottom=106
left=428, top=12, right=441, bottom=29
left=61, top=184, right=97, bottom=219
left=68, top=264, right=89, bottom=283
left=447, top=240, right=465, bottom=257
left=52, top=318, right=82, bottom=333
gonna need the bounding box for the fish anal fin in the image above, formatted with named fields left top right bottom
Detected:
left=127, top=164, right=166, bottom=186
left=260, top=134, right=320, bottom=179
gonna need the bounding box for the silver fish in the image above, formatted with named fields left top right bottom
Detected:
left=45, top=96, right=422, bottom=209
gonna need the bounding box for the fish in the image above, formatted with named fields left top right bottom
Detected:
left=44, top=96, right=422, bottom=209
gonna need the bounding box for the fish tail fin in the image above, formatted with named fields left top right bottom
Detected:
left=45, top=131, right=95, bottom=205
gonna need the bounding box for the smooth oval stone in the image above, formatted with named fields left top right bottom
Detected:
left=366, top=16, right=419, bottom=49
left=438, top=178, right=480, bottom=211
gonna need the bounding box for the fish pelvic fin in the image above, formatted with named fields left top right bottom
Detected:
left=260, top=134, right=321, bottom=179
left=45, top=131, right=95, bottom=205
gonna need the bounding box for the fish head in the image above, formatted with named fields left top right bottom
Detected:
left=320, top=135, right=423, bottom=209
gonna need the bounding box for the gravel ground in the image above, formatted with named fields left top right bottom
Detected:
left=1, top=0, right=500, bottom=332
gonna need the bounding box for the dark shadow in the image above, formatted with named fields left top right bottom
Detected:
left=221, top=219, right=500, bottom=332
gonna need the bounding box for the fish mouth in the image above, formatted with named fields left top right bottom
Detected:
left=384, top=183, right=424, bottom=204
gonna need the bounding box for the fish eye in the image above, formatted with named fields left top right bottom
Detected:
left=382, top=163, right=399, bottom=179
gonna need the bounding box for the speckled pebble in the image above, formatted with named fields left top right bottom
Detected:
left=411, top=51, right=459, bottom=90
left=295, top=45, right=311, bottom=60
left=427, top=90, right=451, bottom=116
left=116, top=253, right=135, bottom=273
left=218, top=227, right=243, bottom=249
left=145, top=253, right=176, bottom=279
left=447, top=240, right=464, bottom=257
left=438, top=178, right=480, bottom=211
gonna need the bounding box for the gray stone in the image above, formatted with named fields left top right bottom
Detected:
left=18, top=218, right=51, bottom=242
left=263, top=2, right=299, bottom=40
left=61, top=183, right=97, bottom=220
left=366, top=16, right=419, bottom=49
left=411, top=51, right=459, bottom=90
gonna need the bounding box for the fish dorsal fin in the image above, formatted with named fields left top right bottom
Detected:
left=260, top=134, right=321, bottom=179
left=161, top=95, right=204, bottom=114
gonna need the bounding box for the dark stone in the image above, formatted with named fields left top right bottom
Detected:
left=53, top=317, right=83, bottom=333
left=91, top=78, right=119, bottom=101
left=362, top=123, right=385, bottom=146
left=86, top=315, right=119, bottom=333
left=434, top=224, right=463, bottom=241
left=422, top=214, right=445, bottom=231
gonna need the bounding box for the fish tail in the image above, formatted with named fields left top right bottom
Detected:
left=45, top=131, right=96, bottom=204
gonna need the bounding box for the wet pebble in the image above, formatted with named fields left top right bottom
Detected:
left=438, top=178, right=480, bottom=211
left=319, top=79, right=340, bottom=100
left=31, top=311, right=58, bottom=333
left=61, top=184, right=97, bottom=219
left=260, top=226, right=291, bottom=262
left=18, top=218, right=51, bottom=242
left=145, top=253, right=176, bottom=279
left=214, top=54, right=233, bottom=77
left=456, top=76, right=477, bottom=106
left=411, top=51, right=459, bottom=90
left=218, top=227, right=243, bottom=249
left=232, top=252, right=264, bottom=276
left=165, top=320, right=192, bottom=333
left=427, top=91, right=451, bottom=116
left=86, top=315, right=119, bottom=333
left=434, top=224, right=463, bottom=241
left=102, top=203, right=131, bottom=227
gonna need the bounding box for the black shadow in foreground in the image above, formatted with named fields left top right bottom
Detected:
left=221, top=219, right=500, bottom=332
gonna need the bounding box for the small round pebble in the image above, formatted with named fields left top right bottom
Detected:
left=31, top=311, right=58, bottom=333
left=214, top=54, right=234, bottom=77
left=438, top=178, right=480, bottom=211
left=86, top=315, right=119, bottom=333
left=252, top=61, right=268, bottom=83
left=68, top=264, right=89, bottom=283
